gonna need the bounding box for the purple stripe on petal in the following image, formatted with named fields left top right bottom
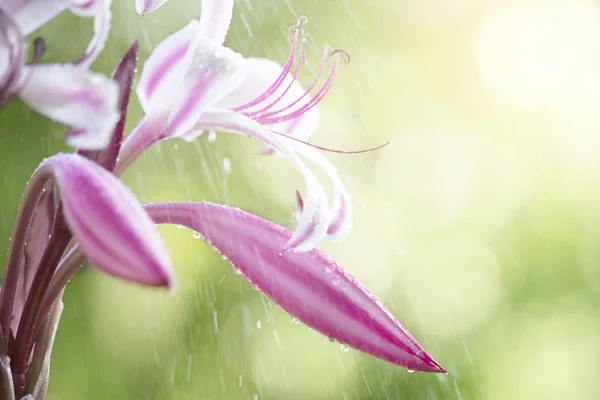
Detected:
left=145, top=43, right=188, bottom=100
left=145, top=201, right=445, bottom=373
left=50, top=153, right=173, bottom=288
left=136, top=21, right=199, bottom=113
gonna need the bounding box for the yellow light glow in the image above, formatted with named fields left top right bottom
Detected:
left=372, top=127, right=473, bottom=233
left=476, top=0, right=600, bottom=108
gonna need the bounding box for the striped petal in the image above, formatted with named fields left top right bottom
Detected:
left=0, top=0, right=68, bottom=35
left=49, top=153, right=173, bottom=287
left=18, top=64, right=119, bottom=149
left=166, top=37, right=247, bottom=137
left=145, top=201, right=445, bottom=373
left=194, top=108, right=329, bottom=251
left=197, top=0, right=233, bottom=45
left=136, top=20, right=199, bottom=114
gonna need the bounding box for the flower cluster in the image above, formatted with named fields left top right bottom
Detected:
left=0, top=0, right=444, bottom=398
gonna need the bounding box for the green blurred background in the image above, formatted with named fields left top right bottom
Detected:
left=2, top=0, right=600, bottom=398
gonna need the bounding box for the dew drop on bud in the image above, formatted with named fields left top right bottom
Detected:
left=340, top=344, right=349, bottom=352
left=208, top=131, right=217, bottom=142
left=291, top=317, right=299, bottom=324
left=407, top=370, right=414, bottom=374
left=192, top=231, right=201, bottom=239
left=223, top=158, right=231, bottom=174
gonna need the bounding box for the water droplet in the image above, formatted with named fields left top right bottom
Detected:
left=208, top=130, right=217, bottom=142
left=192, top=231, right=201, bottom=239
left=221, top=255, right=228, bottom=261
left=340, top=344, right=349, bottom=352
left=223, top=157, right=231, bottom=174
left=256, top=320, right=262, bottom=329
left=407, top=370, right=414, bottom=374
left=291, top=317, right=299, bottom=324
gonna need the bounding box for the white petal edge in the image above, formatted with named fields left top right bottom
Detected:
left=136, top=20, right=199, bottom=114
left=18, top=64, right=119, bottom=149
left=198, top=0, right=233, bottom=45
left=193, top=108, right=330, bottom=251
left=295, top=144, right=353, bottom=241
left=135, top=0, right=168, bottom=15
left=72, top=0, right=113, bottom=68
left=1, top=0, right=68, bottom=35
left=166, top=37, right=247, bottom=137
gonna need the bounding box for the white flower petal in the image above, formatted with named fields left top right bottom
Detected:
left=72, top=0, right=113, bottom=68
left=216, top=57, right=321, bottom=148
left=0, top=12, right=26, bottom=92
left=198, top=0, right=233, bottom=45
left=135, top=0, right=168, bottom=15
left=19, top=64, right=119, bottom=149
left=136, top=20, right=199, bottom=114
left=195, top=108, right=330, bottom=251
left=295, top=145, right=353, bottom=241
left=69, top=0, right=106, bottom=17
left=0, top=0, right=68, bottom=35
left=166, top=37, right=247, bottom=137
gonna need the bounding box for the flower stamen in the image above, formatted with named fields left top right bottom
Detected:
left=271, top=129, right=390, bottom=155
left=231, top=16, right=308, bottom=113
left=255, top=47, right=346, bottom=125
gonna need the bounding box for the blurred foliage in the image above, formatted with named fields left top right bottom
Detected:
left=2, top=0, right=600, bottom=398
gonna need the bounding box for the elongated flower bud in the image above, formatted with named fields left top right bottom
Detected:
left=49, top=153, right=173, bottom=287
left=145, top=201, right=445, bottom=373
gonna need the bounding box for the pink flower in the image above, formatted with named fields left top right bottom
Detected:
left=117, top=0, right=352, bottom=251
left=145, top=201, right=445, bottom=373
left=0, top=0, right=117, bottom=149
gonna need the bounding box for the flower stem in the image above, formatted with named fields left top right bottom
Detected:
left=0, top=168, right=54, bottom=355
left=10, top=206, right=71, bottom=398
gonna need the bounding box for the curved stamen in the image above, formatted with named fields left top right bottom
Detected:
left=256, top=49, right=347, bottom=125
left=271, top=129, right=390, bottom=155
left=250, top=47, right=329, bottom=122
left=243, top=46, right=306, bottom=118
left=232, top=16, right=308, bottom=112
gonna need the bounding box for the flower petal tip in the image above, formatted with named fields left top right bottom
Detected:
left=135, top=0, right=168, bottom=15
left=420, top=355, right=446, bottom=374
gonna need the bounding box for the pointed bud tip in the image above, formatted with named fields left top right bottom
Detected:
left=420, top=355, right=446, bottom=373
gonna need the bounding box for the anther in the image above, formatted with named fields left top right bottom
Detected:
left=329, top=49, right=351, bottom=66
